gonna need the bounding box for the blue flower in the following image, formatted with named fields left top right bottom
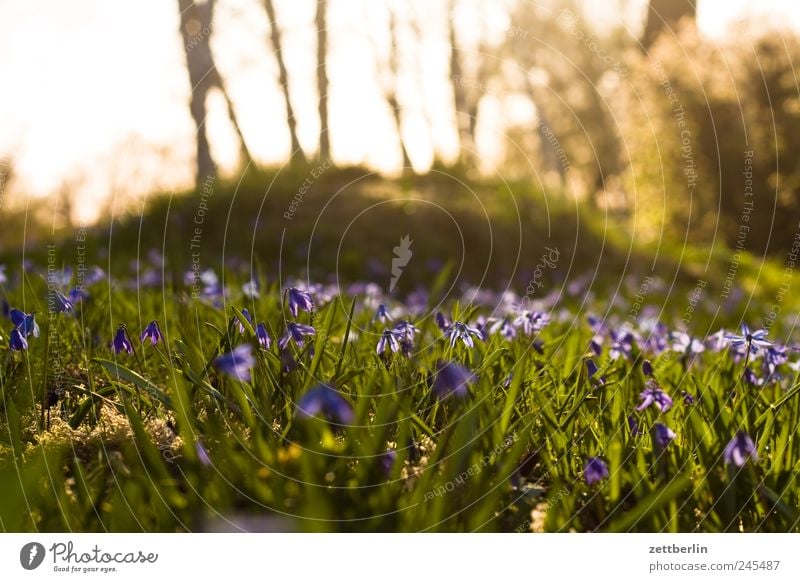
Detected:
left=584, top=457, right=609, bottom=485
left=432, top=361, right=475, bottom=400
left=723, top=431, right=758, bottom=467
left=636, top=380, right=673, bottom=412
left=287, top=287, right=313, bottom=317
left=278, top=322, right=316, bottom=350
left=672, top=332, right=705, bottom=355
left=628, top=415, right=641, bottom=437
left=140, top=320, right=163, bottom=346
left=586, top=359, right=606, bottom=386
left=642, top=359, right=653, bottom=376
left=85, top=266, right=106, bottom=285
left=763, top=346, right=788, bottom=375
left=296, top=384, right=355, bottom=425
left=373, top=304, right=392, bottom=323
left=256, top=322, right=272, bottom=349
left=242, top=279, right=260, bottom=299
left=68, top=287, right=89, bottom=305
left=235, top=308, right=254, bottom=333
left=392, top=320, right=418, bottom=341
left=9, top=328, right=27, bottom=351
left=653, top=423, right=677, bottom=448
left=724, top=324, right=772, bottom=354
left=513, top=311, right=550, bottom=335
left=609, top=330, right=635, bottom=361
left=743, top=367, right=762, bottom=386
left=196, top=441, right=212, bottom=466
left=214, top=344, right=256, bottom=382
left=376, top=329, right=401, bottom=355
left=681, top=390, right=696, bottom=405
left=435, top=311, right=451, bottom=331
left=392, top=320, right=417, bottom=356
left=444, top=321, right=483, bottom=348
left=51, top=289, right=74, bottom=313
left=381, top=449, right=397, bottom=475
left=10, top=309, right=39, bottom=338
left=113, top=325, right=134, bottom=354
left=488, top=317, right=517, bottom=340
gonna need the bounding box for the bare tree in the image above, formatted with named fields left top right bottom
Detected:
left=369, top=2, right=413, bottom=171
left=447, top=0, right=488, bottom=167
left=178, top=0, right=254, bottom=187
left=315, top=0, right=331, bottom=161
left=263, top=0, right=306, bottom=164
left=641, top=0, right=697, bottom=49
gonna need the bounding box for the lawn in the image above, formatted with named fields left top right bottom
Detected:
left=1, top=173, right=799, bottom=532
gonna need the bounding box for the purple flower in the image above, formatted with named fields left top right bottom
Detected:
left=9, top=328, right=27, bottom=351
left=586, top=359, right=605, bottom=386
left=681, top=390, right=696, bottom=405
left=743, top=367, right=761, bottom=386
left=763, top=346, right=788, bottom=375
left=705, top=329, right=729, bottom=351
left=278, top=322, right=316, bottom=350
left=628, top=415, right=641, bottom=437
left=392, top=320, right=418, bottom=341
left=214, top=344, right=256, bottom=382
left=280, top=348, right=297, bottom=373
left=489, top=317, right=517, bottom=340
left=636, top=380, right=673, bottom=413
left=584, top=457, right=609, bottom=485
left=296, top=384, right=355, bottom=425
left=51, top=289, right=74, bottom=313
left=432, top=361, right=475, bottom=400
left=113, top=325, right=134, bottom=354
left=140, top=320, right=163, bottom=346
left=392, top=320, right=417, bottom=356
left=196, top=441, right=212, bottom=466
left=723, top=431, right=758, bottom=467
left=444, top=321, right=483, bottom=348
left=256, top=322, right=272, bottom=349
left=435, top=311, right=451, bottom=331
left=242, top=279, right=260, bottom=299
left=725, top=324, right=772, bottom=354
left=10, top=309, right=39, bottom=338
left=235, top=308, right=254, bottom=333
left=287, top=287, right=313, bottom=317
left=68, top=287, right=89, bottom=305
left=609, top=330, right=635, bottom=361
left=376, top=329, right=401, bottom=355
left=653, top=423, right=677, bottom=448
left=643, top=359, right=653, bottom=377
left=374, top=304, right=392, bottom=324
left=672, top=332, right=705, bottom=354
left=381, top=449, right=397, bottom=475
left=85, top=266, right=106, bottom=286
left=513, top=311, right=550, bottom=335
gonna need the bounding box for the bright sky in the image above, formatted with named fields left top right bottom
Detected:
left=1, top=0, right=799, bottom=222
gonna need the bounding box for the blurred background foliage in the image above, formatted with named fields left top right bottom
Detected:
left=1, top=0, right=799, bottom=284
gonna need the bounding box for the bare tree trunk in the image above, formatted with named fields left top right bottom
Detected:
left=264, top=0, right=306, bottom=165
left=385, top=6, right=412, bottom=171
left=178, top=0, right=254, bottom=187
left=316, top=0, right=331, bottom=161
left=641, top=0, right=697, bottom=49
left=448, top=0, right=477, bottom=166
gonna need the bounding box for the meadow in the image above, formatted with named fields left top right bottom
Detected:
left=1, top=172, right=799, bottom=533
